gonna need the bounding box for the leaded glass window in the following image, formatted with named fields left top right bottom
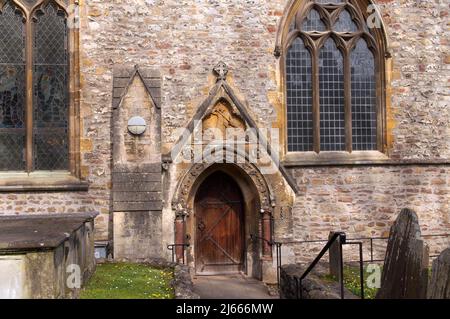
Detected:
left=286, top=0, right=381, bottom=153
left=33, top=2, right=68, bottom=170
left=319, top=39, right=345, bottom=151
left=301, top=9, right=326, bottom=32
left=334, top=10, right=358, bottom=33
left=0, top=0, right=69, bottom=172
left=0, top=1, right=25, bottom=170
left=351, top=39, right=376, bottom=150
left=286, top=38, right=313, bottom=152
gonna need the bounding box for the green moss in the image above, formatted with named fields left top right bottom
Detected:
left=322, top=265, right=380, bottom=299
left=80, top=263, right=175, bottom=299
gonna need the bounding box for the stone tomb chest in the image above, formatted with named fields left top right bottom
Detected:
left=0, top=213, right=97, bottom=299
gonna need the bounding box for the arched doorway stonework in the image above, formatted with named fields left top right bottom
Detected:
left=172, top=162, right=274, bottom=280
left=164, top=64, right=298, bottom=282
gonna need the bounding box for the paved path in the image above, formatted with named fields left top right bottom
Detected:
left=192, top=275, right=278, bottom=299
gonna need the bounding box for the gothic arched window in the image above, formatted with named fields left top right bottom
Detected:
left=285, top=0, right=385, bottom=155
left=0, top=0, right=70, bottom=172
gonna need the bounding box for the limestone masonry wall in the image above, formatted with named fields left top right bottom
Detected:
left=0, top=1, right=448, bottom=260
left=288, top=165, right=449, bottom=262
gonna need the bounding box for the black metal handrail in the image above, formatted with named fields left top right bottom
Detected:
left=295, top=232, right=346, bottom=299
left=344, top=240, right=365, bottom=300
left=167, top=243, right=190, bottom=265
left=349, top=233, right=450, bottom=261
left=283, top=233, right=449, bottom=263
left=250, top=234, right=283, bottom=290
left=287, top=232, right=449, bottom=299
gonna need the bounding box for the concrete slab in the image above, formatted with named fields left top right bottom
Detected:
left=192, top=275, right=278, bottom=299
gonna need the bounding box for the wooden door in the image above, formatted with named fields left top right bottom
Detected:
left=195, top=171, right=245, bottom=275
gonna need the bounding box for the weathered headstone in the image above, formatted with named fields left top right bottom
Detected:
left=428, top=248, right=450, bottom=299
left=376, top=208, right=429, bottom=299
left=328, top=232, right=343, bottom=282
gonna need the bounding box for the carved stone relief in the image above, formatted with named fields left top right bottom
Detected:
left=203, top=99, right=246, bottom=135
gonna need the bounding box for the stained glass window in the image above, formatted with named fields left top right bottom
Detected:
left=0, top=0, right=69, bottom=172
left=0, top=1, right=26, bottom=171
left=285, top=0, right=382, bottom=153
left=33, top=2, right=69, bottom=170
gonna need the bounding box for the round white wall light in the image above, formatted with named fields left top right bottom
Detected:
left=127, top=116, right=147, bottom=135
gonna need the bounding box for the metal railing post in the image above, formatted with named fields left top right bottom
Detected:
left=276, top=243, right=282, bottom=290
left=299, top=278, right=303, bottom=299
left=182, top=244, right=185, bottom=265
left=370, top=238, right=374, bottom=263
left=250, top=234, right=283, bottom=291
left=343, top=241, right=365, bottom=299
left=279, top=233, right=448, bottom=299
left=167, top=244, right=189, bottom=265
left=296, top=232, right=345, bottom=299
left=339, top=240, right=344, bottom=299
left=358, top=242, right=365, bottom=299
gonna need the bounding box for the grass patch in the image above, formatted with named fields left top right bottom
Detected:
left=80, top=263, right=174, bottom=299
left=322, top=265, right=380, bottom=299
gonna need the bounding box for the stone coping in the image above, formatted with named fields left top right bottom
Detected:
left=0, top=213, right=98, bottom=252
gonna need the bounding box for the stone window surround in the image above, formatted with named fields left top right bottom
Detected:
left=0, top=0, right=84, bottom=192
left=275, top=0, right=393, bottom=167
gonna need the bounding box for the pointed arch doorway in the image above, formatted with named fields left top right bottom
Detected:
left=173, top=162, right=277, bottom=280
left=194, top=171, right=245, bottom=275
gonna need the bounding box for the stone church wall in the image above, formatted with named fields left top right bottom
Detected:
left=0, top=0, right=448, bottom=262
left=288, top=165, right=449, bottom=263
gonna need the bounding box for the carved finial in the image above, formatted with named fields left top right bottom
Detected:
left=213, top=62, right=228, bottom=81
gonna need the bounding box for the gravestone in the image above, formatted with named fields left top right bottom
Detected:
left=428, top=249, right=450, bottom=299
left=376, top=208, right=429, bottom=299
left=328, top=232, right=343, bottom=282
